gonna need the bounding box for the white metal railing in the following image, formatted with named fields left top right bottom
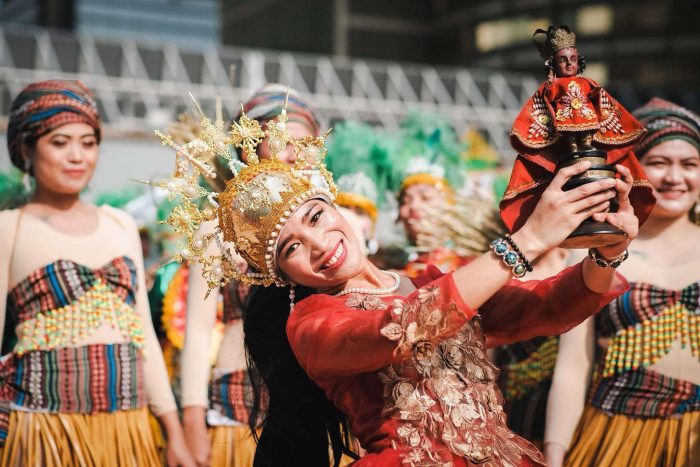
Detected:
left=0, top=24, right=545, bottom=160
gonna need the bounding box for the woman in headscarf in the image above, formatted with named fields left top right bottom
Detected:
left=545, top=98, right=700, bottom=467
left=0, top=80, right=194, bottom=466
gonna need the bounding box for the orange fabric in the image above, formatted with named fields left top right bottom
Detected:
left=500, top=150, right=655, bottom=233
left=503, top=78, right=655, bottom=233
left=403, top=247, right=471, bottom=278
left=286, top=264, right=628, bottom=465
left=510, top=78, right=646, bottom=151
left=546, top=78, right=601, bottom=133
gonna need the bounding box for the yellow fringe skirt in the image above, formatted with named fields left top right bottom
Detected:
left=565, top=406, right=700, bottom=467
left=207, top=425, right=359, bottom=466
left=0, top=408, right=162, bottom=467
left=209, top=425, right=258, bottom=467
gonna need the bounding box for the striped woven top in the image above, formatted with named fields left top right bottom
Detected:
left=595, top=282, right=700, bottom=378
left=6, top=256, right=137, bottom=324
left=597, top=282, right=700, bottom=335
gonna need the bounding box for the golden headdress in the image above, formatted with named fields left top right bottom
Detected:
left=533, top=25, right=577, bottom=60
left=155, top=98, right=336, bottom=293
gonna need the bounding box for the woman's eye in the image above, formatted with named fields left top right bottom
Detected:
left=311, top=209, right=323, bottom=225
left=83, top=141, right=96, bottom=148
left=285, top=243, right=299, bottom=258
left=52, top=140, right=67, bottom=147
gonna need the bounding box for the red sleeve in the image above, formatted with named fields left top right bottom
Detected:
left=479, top=262, right=629, bottom=348
left=286, top=273, right=477, bottom=379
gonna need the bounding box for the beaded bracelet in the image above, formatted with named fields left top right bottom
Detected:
left=504, top=234, right=534, bottom=272
left=490, top=237, right=528, bottom=278
left=588, top=249, right=629, bottom=269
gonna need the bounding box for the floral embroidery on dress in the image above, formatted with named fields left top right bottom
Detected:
left=556, top=80, right=595, bottom=122
left=527, top=92, right=556, bottom=142
left=597, top=89, right=625, bottom=135
left=345, top=294, right=388, bottom=311
left=347, top=285, right=544, bottom=467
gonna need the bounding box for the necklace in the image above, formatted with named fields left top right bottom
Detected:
left=334, top=271, right=402, bottom=297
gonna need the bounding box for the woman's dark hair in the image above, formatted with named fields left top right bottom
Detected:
left=244, top=284, right=358, bottom=466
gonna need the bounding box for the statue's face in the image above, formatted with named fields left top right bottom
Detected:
left=553, top=47, right=579, bottom=77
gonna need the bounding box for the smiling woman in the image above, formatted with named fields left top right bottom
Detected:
left=0, top=80, right=194, bottom=467
left=157, top=100, right=649, bottom=466
left=276, top=199, right=366, bottom=291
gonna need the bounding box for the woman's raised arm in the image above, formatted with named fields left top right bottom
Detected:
left=451, top=162, right=637, bottom=311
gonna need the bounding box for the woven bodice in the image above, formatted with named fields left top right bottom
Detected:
left=596, top=282, right=700, bottom=377
left=5, top=256, right=144, bottom=355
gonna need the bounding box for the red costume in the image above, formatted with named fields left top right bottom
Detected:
left=287, top=264, right=628, bottom=466
left=403, top=247, right=470, bottom=279
left=502, top=78, right=655, bottom=232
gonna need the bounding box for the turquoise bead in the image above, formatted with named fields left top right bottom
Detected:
left=514, top=264, right=526, bottom=277
left=495, top=242, right=508, bottom=254
left=505, top=252, right=518, bottom=265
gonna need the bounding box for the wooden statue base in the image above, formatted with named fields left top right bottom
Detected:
left=558, top=149, right=626, bottom=249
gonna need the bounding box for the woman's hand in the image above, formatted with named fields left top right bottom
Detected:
left=158, top=411, right=197, bottom=467
left=544, top=442, right=567, bottom=467
left=515, top=160, right=618, bottom=259
left=591, top=164, right=639, bottom=258
left=166, top=440, right=198, bottom=467
left=182, top=406, right=212, bottom=467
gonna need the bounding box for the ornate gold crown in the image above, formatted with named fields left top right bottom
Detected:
left=533, top=25, right=577, bottom=60
left=154, top=99, right=336, bottom=293
left=551, top=27, right=576, bottom=52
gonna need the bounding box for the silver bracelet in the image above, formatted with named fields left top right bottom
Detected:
left=588, top=249, right=629, bottom=269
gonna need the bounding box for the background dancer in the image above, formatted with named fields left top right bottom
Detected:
left=180, top=84, right=323, bottom=467
left=0, top=80, right=193, bottom=466
left=545, top=98, right=700, bottom=467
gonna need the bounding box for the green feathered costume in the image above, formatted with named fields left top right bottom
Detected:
left=388, top=110, right=467, bottom=196
left=325, top=121, right=393, bottom=223
left=0, top=170, right=29, bottom=211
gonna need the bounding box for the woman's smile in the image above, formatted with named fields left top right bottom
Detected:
left=319, top=239, right=346, bottom=271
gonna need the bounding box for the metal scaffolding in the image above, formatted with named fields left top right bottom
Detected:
left=0, top=24, right=544, bottom=160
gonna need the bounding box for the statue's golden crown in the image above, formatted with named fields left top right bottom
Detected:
left=533, top=25, right=577, bottom=60
left=153, top=97, right=336, bottom=293
left=550, top=27, right=576, bottom=52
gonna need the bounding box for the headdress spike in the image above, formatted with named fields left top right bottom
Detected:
left=189, top=92, right=205, bottom=117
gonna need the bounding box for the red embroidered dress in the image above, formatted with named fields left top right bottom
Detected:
left=403, top=247, right=471, bottom=279
left=287, top=264, right=628, bottom=466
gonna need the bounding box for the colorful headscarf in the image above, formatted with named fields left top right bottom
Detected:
left=633, top=98, right=700, bottom=158
left=7, top=80, right=101, bottom=172
left=235, top=83, right=320, bottom=137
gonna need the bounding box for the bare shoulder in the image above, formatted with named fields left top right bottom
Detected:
left=0, top=208, right=20, bottom=222
left=0, top=209, right=21, bottom=236
left=99, top=204, right=138, bottom=231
